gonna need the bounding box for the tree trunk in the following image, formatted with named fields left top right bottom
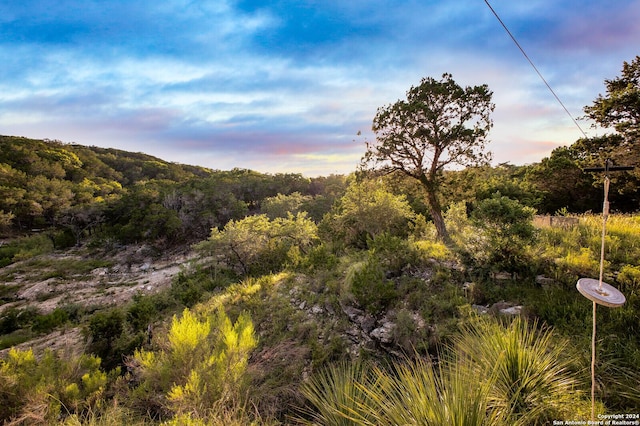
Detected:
left=426, top=188, right=451, bottom=244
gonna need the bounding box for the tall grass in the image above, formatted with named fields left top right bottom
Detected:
left=298, top=361, right=379, bottom=426
left=536, top=214, right=640, bottom=282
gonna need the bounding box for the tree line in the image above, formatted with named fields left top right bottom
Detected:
left=1, top=56, right=638, bottom=251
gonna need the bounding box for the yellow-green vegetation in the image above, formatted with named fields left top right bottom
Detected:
left=538, top=215, right=640, bottom=282
left=300, top=316, right=592, bottom=426
left=0, top=348, right=109, bottom=424
left=128, top=307, right=258, bottom=423
left=2, top=207, right=639, bottom=425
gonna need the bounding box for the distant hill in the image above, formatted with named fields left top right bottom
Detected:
left=0, top=135, right=341, bottom=247
left=0, top=135, right=213, bottom=186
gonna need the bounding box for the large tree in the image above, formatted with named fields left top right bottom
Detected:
left=584, top=55, right=640, bottom=146
left=362, top=73, right=494, bottom=242
left=582, top=56, right=640, bottom=210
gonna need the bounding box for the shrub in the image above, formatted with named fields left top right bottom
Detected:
left=31, top=307, right=70, bottom=333
left=347, top=256, right=397, bottom=315
left=195, top=213, right=318, bottom=276
left=320, top=180, right=415, bottom=248
left=128, top=307, right=258, bottom=423
left=367, top=232, right=419, bottom=275
left=469, top=194, right=537, bottom=274
left=453, top=316, right=590, bottom=425
left=0, top=348, right=108, bottom=424
left=618, top=264, right=640, bottom=293
left=299, top=361, right=378, bottom=426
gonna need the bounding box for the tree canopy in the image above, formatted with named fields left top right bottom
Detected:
left=362, top=73, right=494, bottom=242
left=584, top=55, right=640, bottom=145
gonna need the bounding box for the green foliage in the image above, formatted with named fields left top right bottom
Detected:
left=299, top=361, right=378, bottom=426
left=0, top=307, right=39, bottom=336
left=454, top=317, right=589, bottom=425
left=443, top=163, right=543, bottom=209
left=367, top=232, right=420, bottom=274
left=525, top=146, right=600, bottom=214
left=346, top=256, right=397, bottom=315
left=0, top=233, right=54, bottom=266
left=196, top=212, right=318, bottom=276
left=261, top=192, right=313, bottom=219
left=536, top=215, right=640, bottom=282
left=1, top=135, right=339, bottom=247
left=321, top=179, right=415, bottom=248
left=127, top=291, right=177, bottom=332
left=129, top=307, right=258, bottom=423
left=413, top=238, right=451, bottom=261
left=86, top=308, right=131, bottom=371
left=294, top=243, right=339, bottom=272
left=0, top=348, right=108, bottom=424
left=363, top=73, right=494, bottom=241
left=300, top=317, right=589, bottom=426
left=469, top=194, right=537, bottom=273
left=584, top=55, right=640, bottom=141
left=31, top=307, right=70, bottom=333
left=618, top=264, right=640, bottom=294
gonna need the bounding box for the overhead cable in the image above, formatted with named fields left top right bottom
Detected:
left=484, top=0, right=588, bottom=138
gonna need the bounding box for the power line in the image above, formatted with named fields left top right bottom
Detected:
left=483, top=0, right=588, bottom=138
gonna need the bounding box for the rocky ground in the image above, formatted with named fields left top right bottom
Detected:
left=0, top=244, right=195, bottom=356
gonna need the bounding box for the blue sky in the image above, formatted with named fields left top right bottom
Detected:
left=1, top=0, right=638, bottom=176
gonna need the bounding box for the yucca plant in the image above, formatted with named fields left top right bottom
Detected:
left=366, top=357, right=497, bottom=426
left=300, top=357, right=498, bottom=426
left=298, top=361, right=380, bottom=426
left=453, top=316, right=589, bottom=425
left=299, top=317, right=591, bottom=426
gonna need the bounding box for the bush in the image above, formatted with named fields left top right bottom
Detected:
left=0, top=307, right=39, bottom=335
left=127, top=292, right=175, bottom=332
left=299, top=317, right=591, bottom=426
left=0, top=348, right=108, bottom=424
left=195, top=213, right=318, bottom=277
left=469, top=194, right=537, bottom=274
left=31, top=308, right=70, bottom=333
left=127, top=308, right=258, bottom=422
left=618, top=264, right=640, bottom=293
left=347, top=257, right=397, bottom=315
left=0, top=234, right=54, bottom=267
left=295, top=243, right=339, bottom=272
left=320, top=180, right=415, bottom=248
left=367, top=233, right=419, bottom=275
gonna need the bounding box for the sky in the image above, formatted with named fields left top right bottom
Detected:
left=0, top=1, right=638, bottom=177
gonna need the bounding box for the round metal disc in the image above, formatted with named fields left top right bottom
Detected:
left=576, top=278, right=626, bottom=308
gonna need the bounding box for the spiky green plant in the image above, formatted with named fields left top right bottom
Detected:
left=453, top=316, right=589, bottom=425
left=299, top=317, right=591, bottom=426
left=366, top=357, right=498, bottom=426
left=298, top=361, right=380, bottom=426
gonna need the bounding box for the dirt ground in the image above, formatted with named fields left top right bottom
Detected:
left=0, top=244, right=195, bottom=356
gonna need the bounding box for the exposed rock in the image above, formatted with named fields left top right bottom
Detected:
left=370, top=321, right=395, bottom=344
left=472, top=304, right=489, bottom=315
left=493, top=272, right=512, bottom=280
left=342, top=304, right=376, bottom=333
left=536, top=275, right=555, bottom=286
left=500, top=306, right=523, bottom=315
left=490, top=301, right=512, bottom=312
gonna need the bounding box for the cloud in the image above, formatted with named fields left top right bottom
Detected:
left=0, top=0, right=637, bottom=175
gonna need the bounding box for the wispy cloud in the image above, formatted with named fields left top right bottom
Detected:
left=0, top=0, right=637, bottom=175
